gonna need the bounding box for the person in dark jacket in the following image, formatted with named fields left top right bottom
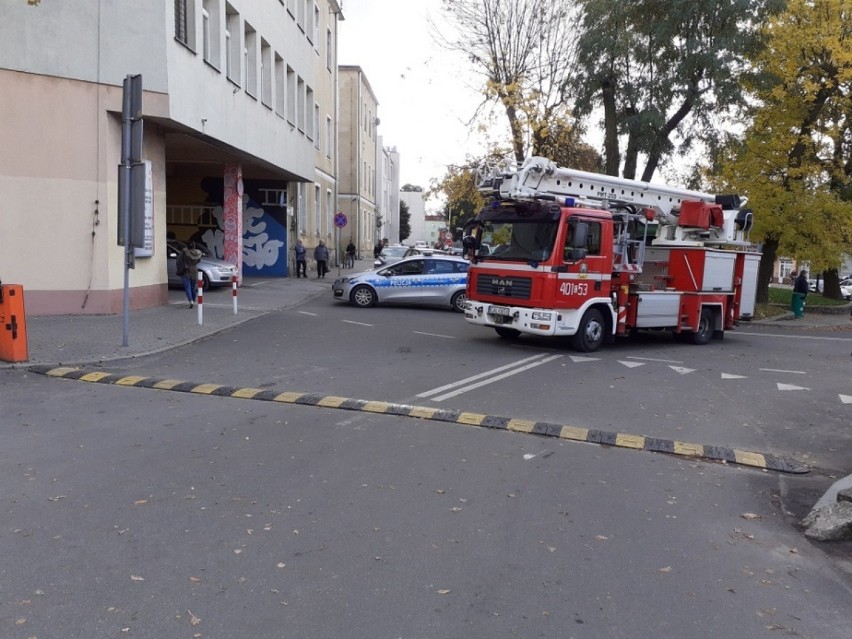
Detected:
left=346, top=241, right=356, bottom=268
left=793, top=270, right=810, bottom=295
left=179, top=242, right=204, bottom=308
left=314, top=240, right=330, bottom=278
left=294, top=240, right=307, bottom=278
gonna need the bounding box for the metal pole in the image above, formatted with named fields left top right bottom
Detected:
left=197, top=271, right=203, bottom=325
left=120, top=78, right=132, bottom=347
left=232, top=275, right=238, bottom=315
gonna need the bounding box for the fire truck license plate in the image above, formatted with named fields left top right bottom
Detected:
left=490, top=305, right=511, bottom=316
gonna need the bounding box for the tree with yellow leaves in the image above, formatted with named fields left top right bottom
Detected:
left=712, top=0, right=852, bottom=301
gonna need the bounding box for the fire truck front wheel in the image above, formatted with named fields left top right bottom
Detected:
left=572, top=309, right=605, bottom=352
left=495, top=327, right=521, bottom=340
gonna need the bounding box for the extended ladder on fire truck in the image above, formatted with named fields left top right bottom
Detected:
left=478, top=157, right=753, bottom=274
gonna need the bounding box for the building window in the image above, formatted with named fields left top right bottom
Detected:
left=305, top=86, right=314, bottom=140
left=287, top=66, right=296, bottom=124
left=314, top=185, right=321, bottom=236
left=226, top=4, right=240, bottom=84
left=275, top=54, right=285, bottom=117
left=174, top=0, right=195, bottom=49
left=201, top=0, right=221, bottom=69
left=244, top=22, right=257, bottom=97
left=326, top=28, right=333, bottom=71
left=314, top=103, right=320, bottom=149
left=298, top=183, right=307, bottom=234
left=261, top=39, right=272, bottom=107
left=326, top=115, right=332, bottom=158
left=326, top=190, right=333, bottom=240
left=297, top=77, right=306, bottom=132
left=313, top=3, right=320, bottom=48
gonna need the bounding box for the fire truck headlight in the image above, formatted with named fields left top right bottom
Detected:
left=531, top=311, right=553, bottom=321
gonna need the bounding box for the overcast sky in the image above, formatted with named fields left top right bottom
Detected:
left=337, top=0, right=487, bottom=195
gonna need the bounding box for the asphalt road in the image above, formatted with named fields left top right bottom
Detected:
left=3, top=295, right=852, bottom=638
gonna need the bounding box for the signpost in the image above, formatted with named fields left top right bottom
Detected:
left=334, top=212, right=348, bottom=276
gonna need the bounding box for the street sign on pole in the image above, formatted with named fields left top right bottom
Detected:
left=334, top=212, right=348, bottom=228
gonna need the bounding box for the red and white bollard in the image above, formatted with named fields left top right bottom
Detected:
left=197, top=271, right=204, bottom=325
left=232, top=274, right=238, bottom=315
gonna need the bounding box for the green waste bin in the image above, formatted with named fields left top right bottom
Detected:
left=791, top=292, right=806, bottom=318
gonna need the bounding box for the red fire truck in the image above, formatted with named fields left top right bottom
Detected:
left=462, top=157, right=760, bottom=352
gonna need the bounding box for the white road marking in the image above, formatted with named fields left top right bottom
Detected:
left=569, top=355, right=600, bottom=363
left=738, top=331, right=852, bottom=342
left=342, top=319, right=373, bottom=327
left=618, top=361, right=645, bottom=368
left=840, top=394, right=852, bottom=404
left=418, top=353, right=563, bottom=402
left=670, top=366, right=696, bottom=375
left=429, top=355, right=564, bottom=402
left=760, top=368, right=806, bottom=374
left=417, top=353, right=550, bottom=398
left=412, top=331, right=455, bottom=339
left=627, top=356, right=683, bottom=363
left=721, top=373, right=748, bottom=379
left=777, top=383, right=811, bottom=391
left=299, top=311, right=318, bottom=316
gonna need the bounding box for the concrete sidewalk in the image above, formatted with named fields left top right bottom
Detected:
left=2, top=259, right=371, bottom=369
left=3, top=264, right=851, bottom=369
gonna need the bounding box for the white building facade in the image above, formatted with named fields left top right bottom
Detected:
left=376, top=141, right=400, bottom=245
left=0, top=0, right=341, bottom=315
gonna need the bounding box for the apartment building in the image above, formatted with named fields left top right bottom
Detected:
left=337, top=66, right=379, bottom=258
left=376, top=140, right=400, bottom=245
left=0, top=0, right=341, bottom=315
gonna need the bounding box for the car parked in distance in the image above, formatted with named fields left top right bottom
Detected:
left=840, top=278, right=852, bottom=300
left=373, top=244, right=420, bottom=267
left=166, top=240, right=239, bottom=289
left=333, top=255, right=469, bottom=312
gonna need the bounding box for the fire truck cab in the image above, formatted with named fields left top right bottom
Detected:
left=462, top=157, right=760, bottom=352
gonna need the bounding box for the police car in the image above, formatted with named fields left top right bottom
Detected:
left=333, top=255, right=469, bottom=312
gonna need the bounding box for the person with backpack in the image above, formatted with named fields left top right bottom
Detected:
left=177, top=241, right=203, bottom=308
left=346, top=240, right=356, bottom=268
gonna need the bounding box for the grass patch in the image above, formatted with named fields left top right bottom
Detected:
left=753, top=287, right=849, bottom=319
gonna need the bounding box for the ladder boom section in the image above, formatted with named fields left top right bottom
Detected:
left=494, top=157, right=714, bottom=216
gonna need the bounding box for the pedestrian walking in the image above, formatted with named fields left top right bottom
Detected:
left=792, top=270, right=809, bottom=318
left=346, top=240, right=356, bottom=268
left=314, top=240, right=329, bottom=278
left=374, top=240, right=384, bottom=260
left=294, top=239, right=307, bottom=278
left=177, top=241, right=203, bottom=308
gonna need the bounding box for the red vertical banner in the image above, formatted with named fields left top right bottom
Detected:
left=223, top=163, right=244, bottom=285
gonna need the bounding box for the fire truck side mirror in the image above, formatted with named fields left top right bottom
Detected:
left=572, top=221, right=589, bottom=249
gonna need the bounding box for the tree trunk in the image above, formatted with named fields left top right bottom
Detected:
left=756, top=237, right=778, bottom=304
left=601, top=78, right=620, bottom=176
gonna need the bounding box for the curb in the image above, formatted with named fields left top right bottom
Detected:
left=31, top=365, right=810, bottom=475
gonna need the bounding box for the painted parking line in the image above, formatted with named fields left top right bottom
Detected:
left=416, top=353, right=554, bottom=400
left=29, top=365, right=810, bottom=475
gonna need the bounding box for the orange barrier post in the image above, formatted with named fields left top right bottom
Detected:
left=0, top=283, right=29, bottom=362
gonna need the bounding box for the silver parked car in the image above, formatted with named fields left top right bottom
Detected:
left=166, top=240, right=239, bottom=289
left=373, top=245, right=419, bottom=267
left=333, top=255, right=469, bottom=312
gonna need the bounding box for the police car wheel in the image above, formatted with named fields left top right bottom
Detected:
left=451, top=291, right=466, bottom=313
left=351, top=285, right=376, bottom=308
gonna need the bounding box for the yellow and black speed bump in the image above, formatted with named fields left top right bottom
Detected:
left=30, top=365, right=809, bottom=475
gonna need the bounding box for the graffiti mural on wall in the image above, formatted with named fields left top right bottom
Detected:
left=194, top=178, right=289, bottom=277
left=198, top=199, right=286, bottom=276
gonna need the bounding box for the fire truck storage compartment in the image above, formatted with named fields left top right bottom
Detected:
left=644, top=247, right=735, bottom=293
left=633, top=291, right=681, bottom=328
left=738, top=253, right=760, bottom=317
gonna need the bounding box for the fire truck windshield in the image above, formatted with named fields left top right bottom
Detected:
left=477, top=219, right=559, bottom=261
